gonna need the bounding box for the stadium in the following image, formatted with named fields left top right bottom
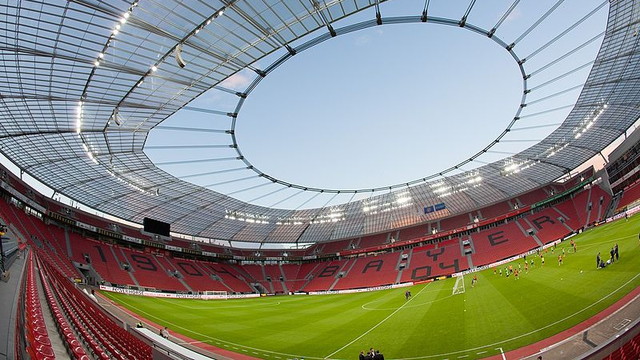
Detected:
left=1, top=0, right=640, bottom=359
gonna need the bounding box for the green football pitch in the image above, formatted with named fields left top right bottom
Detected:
left=103, top=216, right=640, bottom=360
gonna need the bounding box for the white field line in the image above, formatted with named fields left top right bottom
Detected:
left=106, top=267, right=640, bottom=360
left=324, top=283, right=432, bottom=359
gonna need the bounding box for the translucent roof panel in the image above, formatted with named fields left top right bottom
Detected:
left=1, top=0, right=639, bottom=243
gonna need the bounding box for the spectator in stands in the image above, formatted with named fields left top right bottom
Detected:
left=136, top=322, right=144, bottom=328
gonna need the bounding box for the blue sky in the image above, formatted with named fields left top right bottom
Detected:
left=144, top=0, right=609, bottom=209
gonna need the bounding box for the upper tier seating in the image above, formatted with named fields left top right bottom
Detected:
left=357, top=233, right=391, bottom=248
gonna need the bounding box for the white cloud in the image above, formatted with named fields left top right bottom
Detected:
left=219, top=69, right=253, bottom=90
left=504, top=8, right=523, bottom=23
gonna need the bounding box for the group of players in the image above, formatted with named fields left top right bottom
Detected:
left=359, top=348, right=385, bottom=360
left=596, top=243, right=619, bottom=268
left=487, top=240, right=578, bottom=281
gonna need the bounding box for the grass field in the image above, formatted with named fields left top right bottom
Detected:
left=103, top=215, right=640, bottom=360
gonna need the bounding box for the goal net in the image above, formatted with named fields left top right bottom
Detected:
left=452, top=275, right=465, bottom=295
left=201, top=290, right=228, bottom=300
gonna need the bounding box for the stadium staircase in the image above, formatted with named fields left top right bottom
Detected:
left=516, top=218, right=544, bottom=247
left=63, top=228, right=74, bottom=259
left=155, top=255, right=194, bottom=292
left=462, top=236, right=476, bottom=266
left=176, top=272, right=194, bottom=293
left=329, top=258, right=357, bottom=291
left=466, top=254, right=474, bottom=268
left=583, top=186, right=594, bottom=226
left=278, top=264, right=290, bottom=293
left=605, top=191, right=623, bottom=218
left=211, top=275, right=236, bottom=293
left=110, top=246, right=141, bottom=286
left=552, top=206, right=579, bottom=233
left=8, top=223, right=28, bottom=246
left=394, top=249, right=411, bottom=284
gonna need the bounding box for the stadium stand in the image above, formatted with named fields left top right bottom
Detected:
left=518, top=208, right=574, bottom=245
left=117, top=248, right=187, bottom=292
left=162, top=256, right=227, bottom=292
left=303, top=259, right=351, bottom=292
left=37, top=253, right=152, bottom=359
left=68, top=235, right=134, bottom=286
left=0, top=178, right=618, bottom=299
left=21, top=251, right=56, bottom=360
left=310, top=238, right=354, bottom=255
left=200, top=262, right=254, bottom=293
left=37, top=255, right=94, bottom=360
left=400, top=240, right=468, bottom=283
left=357, top=232, right=391, bottom=248
left=515, top=187, right=550, bottom=206
left=617, top=180, right=640, bottom=210
left=438, top=213, right=471, bottom=233
left=470, top=222, right=539, bottom=267
left=397, top=224, right=428, bottom=242
left=2, top=160, right=640, bottom=360
left=283, top=262, right=320, bottom=292
left=477, top=200, right=513, bottom=220
left=599, top=325, right=640, bottom=360
left=263, top=264, right=286, bottom=293
left=333, top=251, right=402, bottom=290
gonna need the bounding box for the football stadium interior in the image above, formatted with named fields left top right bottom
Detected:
left=1, top=0, right=640, bottom=359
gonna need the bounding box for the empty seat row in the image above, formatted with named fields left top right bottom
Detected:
left=36, top=254, right=152, bottom=359
left=35, top=254, right=93, bottom=360
left=602, top=333, right=640, bottom=360
left=22, top=251, right=55, bottom=360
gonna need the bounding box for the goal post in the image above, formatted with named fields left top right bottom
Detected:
left=452, top=275, right=465, bottom=295
left=201, top=290, right=228, bottom=299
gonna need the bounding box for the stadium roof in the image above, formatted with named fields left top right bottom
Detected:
left=1, top=0, right=639, bottom=244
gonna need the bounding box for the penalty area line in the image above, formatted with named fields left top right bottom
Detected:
left=324, top=283, right=431, bottom=359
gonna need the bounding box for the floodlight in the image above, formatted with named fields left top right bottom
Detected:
left=175, top=44, right=186, bottom=68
